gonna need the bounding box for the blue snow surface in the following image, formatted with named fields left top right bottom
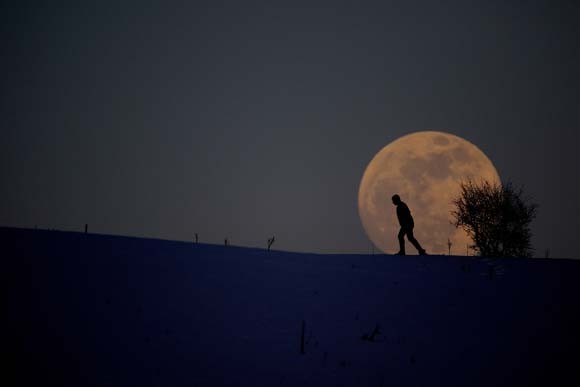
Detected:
left=5, top=226, right=580, bottom=387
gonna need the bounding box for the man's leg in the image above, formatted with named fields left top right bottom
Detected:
left=406, top=228, right=426, bottom=254
left=397, top=228, right=406, bottom=255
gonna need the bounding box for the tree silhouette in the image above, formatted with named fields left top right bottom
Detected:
left=451, top=180, right=538, bottom=257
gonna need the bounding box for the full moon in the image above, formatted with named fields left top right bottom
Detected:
left=358, top=131, right=501, bottom=255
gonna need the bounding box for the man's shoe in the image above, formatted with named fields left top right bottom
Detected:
left=418, top=249, right=427, bottom=255
left=395, top=251, right=406, bottom=256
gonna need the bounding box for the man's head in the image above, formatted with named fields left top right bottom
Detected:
left=392, top=194, right=401, bottom=205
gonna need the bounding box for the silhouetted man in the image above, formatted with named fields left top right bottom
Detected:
left=391, top=194, right=426, bottom=255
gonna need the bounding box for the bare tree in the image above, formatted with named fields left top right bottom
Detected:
left=451, top=179, right=538, bottom=257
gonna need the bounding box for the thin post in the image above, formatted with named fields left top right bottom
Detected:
left=267, top=236, right=275, bottom=251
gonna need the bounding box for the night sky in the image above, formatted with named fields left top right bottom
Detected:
left=2, top=1, right=579, bottom=258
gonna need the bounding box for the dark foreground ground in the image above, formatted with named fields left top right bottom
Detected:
left=4, top=227, right=580, bottom=386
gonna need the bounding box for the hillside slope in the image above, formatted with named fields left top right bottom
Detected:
left=4, top=227, right=579, bottom=386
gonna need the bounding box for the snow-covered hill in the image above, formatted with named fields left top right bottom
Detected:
left=4, top=227, right=579, bottom=386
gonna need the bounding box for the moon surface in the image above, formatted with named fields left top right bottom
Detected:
left=358, top=131, right=501, bottom=255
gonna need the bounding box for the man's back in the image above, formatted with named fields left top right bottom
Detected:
left=396, top=201, right=414, bottom=228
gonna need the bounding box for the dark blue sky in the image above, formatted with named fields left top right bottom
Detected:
left=2, top=1, right=579, bottom=257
